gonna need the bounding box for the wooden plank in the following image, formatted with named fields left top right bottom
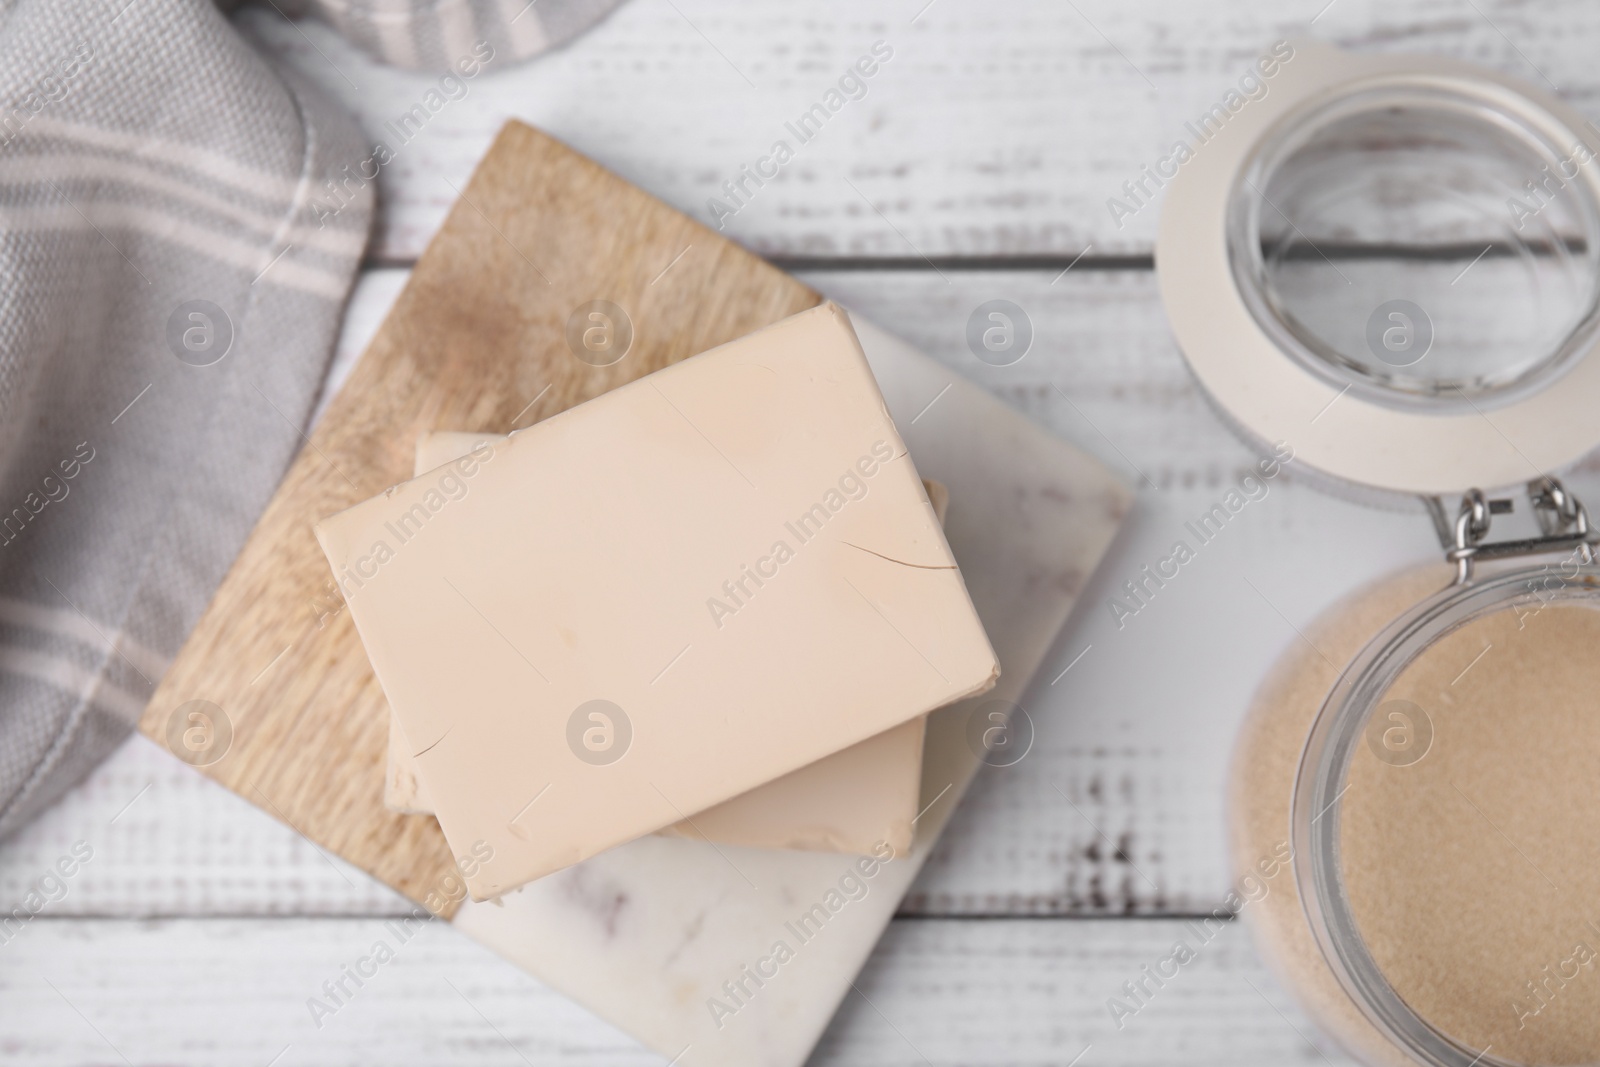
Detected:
left=0, top=737, right=397, bottom=919
left=0, top=917, right=1356, bottom=1066
left=135, top=123, right=819, bottom=913
left=236, top=0, right=1600, bottom=262
left=0, top=917, right=657, bottom=1066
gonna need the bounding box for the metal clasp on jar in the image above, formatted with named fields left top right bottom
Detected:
left=1430, top=476, right=1600, bottom=584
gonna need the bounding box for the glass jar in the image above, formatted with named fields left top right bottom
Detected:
left=1158, top=39, right=1600, bottom=1067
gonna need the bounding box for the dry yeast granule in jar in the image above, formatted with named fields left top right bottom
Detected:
left=1233, top=562, right=1600, bottom=1066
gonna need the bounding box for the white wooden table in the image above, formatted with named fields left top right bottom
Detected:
left=4, top=2, right=1599, bottom=1063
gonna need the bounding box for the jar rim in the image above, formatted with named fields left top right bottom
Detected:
left=1226, top=78, right=1600, bottom=414
left=1291, top=561, right=1600, bottom=1067
left=1156, top=42, right=1600, bottom=495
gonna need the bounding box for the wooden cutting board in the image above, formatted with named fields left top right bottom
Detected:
left=137, top=122, right=820, bottom=914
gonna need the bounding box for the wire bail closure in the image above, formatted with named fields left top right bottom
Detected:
left=1439, top=477, right=1599, bottom=584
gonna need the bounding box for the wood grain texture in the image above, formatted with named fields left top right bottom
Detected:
left=0, top=916, right=1354, bottom=1066
left=136, top=122, right=819, bottom=914
left=236, top=0, right=1600, bottom=262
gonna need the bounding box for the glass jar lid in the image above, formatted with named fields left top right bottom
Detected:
left=1158, top=43, right=1600, bottom=495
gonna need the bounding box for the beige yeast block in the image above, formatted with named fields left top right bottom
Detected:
left=319, top=303, right=998, bottom=898
left=387, top=427, right=949, bottom=854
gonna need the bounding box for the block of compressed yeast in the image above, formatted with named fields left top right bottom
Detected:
left=317, top=303, right=998, bottom=898
left=385, top=432, right=951, bottom=855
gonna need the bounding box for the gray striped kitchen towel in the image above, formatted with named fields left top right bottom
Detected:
left=0, top=0, right=623, bottom=839
left=249, top=0, right=629, bottom=71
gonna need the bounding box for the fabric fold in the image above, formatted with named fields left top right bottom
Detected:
left=0, top=0, right=376, bottom=837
